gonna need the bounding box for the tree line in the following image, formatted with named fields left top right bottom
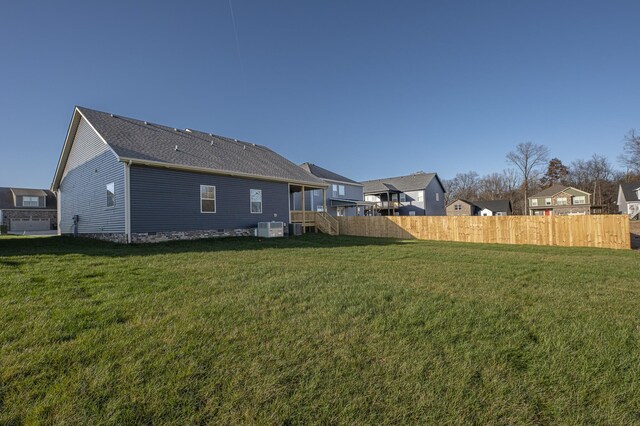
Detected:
left=444, top=130, right=640, bottom=215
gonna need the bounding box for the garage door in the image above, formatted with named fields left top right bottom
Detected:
left=10, top=218, right=51, bottom=232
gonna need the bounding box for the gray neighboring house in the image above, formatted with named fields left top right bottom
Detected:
left=617, top=182, right=640, bottom=219
left=447, top=199, right=512, bottom=216
left=51, top=106, right=327, bottom=243
left=0, top=187, right=57, bottom=232
left=292, top=163, right=370, bottom=216
left=361, top=172, right=446, bottom=216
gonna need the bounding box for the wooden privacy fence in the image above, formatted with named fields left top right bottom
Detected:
left=336, top=215, right=630, bottom=250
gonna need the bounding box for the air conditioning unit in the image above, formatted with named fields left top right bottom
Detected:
left=289, top=223, right=302, bottom=236
left=257, top=221, right=284, bottom=238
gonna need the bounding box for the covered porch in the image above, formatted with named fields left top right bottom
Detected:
left=289, top=183, right=338, bottom=235
left=364, top=190, right=402, bottom=216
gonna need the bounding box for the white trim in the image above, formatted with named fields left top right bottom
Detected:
left=124, top=162, right=131, bottom=243
left=321, top=178, right=364, bottom=187
left=250, top=188, right=263, bottom=214
left=56, top=190, right=61, bottom=235
left=200, top=184, right=216, bottom=213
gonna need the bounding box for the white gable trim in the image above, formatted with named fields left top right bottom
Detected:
left=51, top=107, right=121, bottom=191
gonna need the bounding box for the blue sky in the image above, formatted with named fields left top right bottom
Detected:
left=1, top=0, right=639, bottom=188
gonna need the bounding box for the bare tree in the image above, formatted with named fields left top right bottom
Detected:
left=619, top=129, right=640, bottom=175
left=568, top=154, right=614, bottom=210
left=506, top=142, right=549, bottom=215
left=444, top=171, right=480, bottom=203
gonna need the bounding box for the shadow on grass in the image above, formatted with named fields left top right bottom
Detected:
left=0, top=234, right=407, bottom=259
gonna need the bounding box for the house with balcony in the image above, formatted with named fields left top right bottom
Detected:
left=361, top=172, right=446, bottom=216
left=293, top=163, right=371, bottom=217
left=528, top=184, right=593, bottom=216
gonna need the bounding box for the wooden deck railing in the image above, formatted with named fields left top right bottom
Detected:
left=289, top=211, right=339, bottom=235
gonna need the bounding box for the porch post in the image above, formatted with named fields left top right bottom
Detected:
left=323, top=187, right=327, bottom=213
left=301, top=186, right=306, bottom=234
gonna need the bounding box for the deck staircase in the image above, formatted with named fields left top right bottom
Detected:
left=315, top=212, right=339, bottom=235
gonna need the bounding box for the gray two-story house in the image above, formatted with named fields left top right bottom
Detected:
left=51, top=107, right=327, bottom=243
left=292, top=163, right=368, bottom=216
left=0, top=187, right=57, bottom=232
left=361, top=172, right=446, bottom=216
left=528, top=184, right=593, bottom=216
left=617, top=182, right=640, bottom=219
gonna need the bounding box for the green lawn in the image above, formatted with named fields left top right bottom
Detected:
left=1, top=235, right=639, bottom=424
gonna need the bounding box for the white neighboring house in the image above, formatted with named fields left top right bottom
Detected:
left=617, top=182, right=640, bottom=219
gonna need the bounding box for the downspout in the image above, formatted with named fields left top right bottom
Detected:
left=124, top=161, right=132, bottom=244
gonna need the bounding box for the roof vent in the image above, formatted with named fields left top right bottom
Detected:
left=234, top=139, right=238, bottom=142
left=110, top=114, right=114, bottom=117
left=210, top=141, right=214, bottom=146
left=209, top=133, right=213, bottom=137
left=144, top=121, right=148, bottom=125
left=252, top=143, right=256, bottom=146
left=175, top=145, right=179, bottom=151
left=174, top=128, right=179, bottom=132
left=185, top=128, right=192, bottom=133
left=243, top=145, right=246, bottom=150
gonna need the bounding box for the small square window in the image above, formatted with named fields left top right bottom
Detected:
left=400, top=193, right=406, bottom=202
left=454, top=204, right=462, bottom=211
left=435, top=193, right=440, bottom=202
left=106, top=183, right=115, bottom=207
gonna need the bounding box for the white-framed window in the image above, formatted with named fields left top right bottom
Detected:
left=391, top=193, right=398, bottom=202
left=399, top=193, right=406, bottom=202
left=530, top=199, right=538, bottom=206
left=22, top=196, right=39, bottom=207
left=250, top=189, right=262, bottom=214
left=316, top=206, right=324, bottom=212
left=365, top=195, right=377, bottom=202
left=200, top=185, right=216, bottom=213
left=409, top=211, right=416, bottom=216
left=556, top=197, right=567, bottom=205
left=313, top=189, right=321, bottom=196
left=332, top=184, right=338, bottom=195
left=435, top=192, right=440, bottom=202
left=106, top=183, right=115, bottom=207
left=454, top=204, right=462, bottom=211
left=416, top=192, right=424, bottom=202
left=545, top=198, right=552, bottom=206
left=338, top=185, right=345, bottom=196
left=573, top=196, right=586, bottom=205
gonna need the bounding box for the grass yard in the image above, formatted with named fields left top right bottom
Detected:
left=1, top=235, right=639, bottom=424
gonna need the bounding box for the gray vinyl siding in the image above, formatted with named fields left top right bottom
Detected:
left=291, top=181, right=363, bottom=216
left=398, top=190, right=426, bottom=215
left=129, top=166, right=289, bottom=233
left=424, top=178, right=446, bottom=216
left=58, top=117, right=125, bottom=234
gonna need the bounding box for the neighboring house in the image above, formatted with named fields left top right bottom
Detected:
left=528, top=184, right=592, bottom=216
left=0, top=187, right=57, bottom=232
left=617, top=182, right=640, bottom=219
left=361, top=172, right=446, bottom=216
left=51, top=107, right=328, bottom=243
left=446, top=199, right=512, bottom=216
left=293, top=163, right=370, bottom=216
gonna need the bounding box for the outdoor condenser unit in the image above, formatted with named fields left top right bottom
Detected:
left=257, top=221, right=284, bottom=238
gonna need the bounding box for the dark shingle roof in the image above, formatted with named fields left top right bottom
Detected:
left=474, top=199, right=512, bottom=213
left=0, top=187, right=56, bottom=210
left=74, top=107, right=325, bottom=186
left=530, top=184, right=569, bottom=198
left=299, top=163, right=360, bottom=185
left=361, top=173, right=441, bottom=194
left=620, top=182, right=640, bottom=202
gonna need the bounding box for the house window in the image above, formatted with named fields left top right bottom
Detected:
left=416, top=192, right=424, bottom=202
left=530, top=199, right=538, bottom=206
left=435, top=193, right=440, bottom=202
left=556, top=197, right=567, bottom=205
left=313, top=189, right=321, bottom=196
left=399, top=193, right=406, bottom=202
left=573, top=196, right=586, bottom=205
left=545, top=198, right=552, bottom=206
left=250, top=189, right=262, bottom=214
left=106, top=183, right=115, bottom=207
left=22, top=196, right=39, bottom=207
left=338, top=185, right=345, bottom=196
left=332, top=184, right=338, bottom=195
left=454, top=204, right=462, bottom=211
left=365, top=195, right=377, bottom=202
left=200, top=185, right=216, bottom=213
left=409, top=211, right=416, bottom=216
